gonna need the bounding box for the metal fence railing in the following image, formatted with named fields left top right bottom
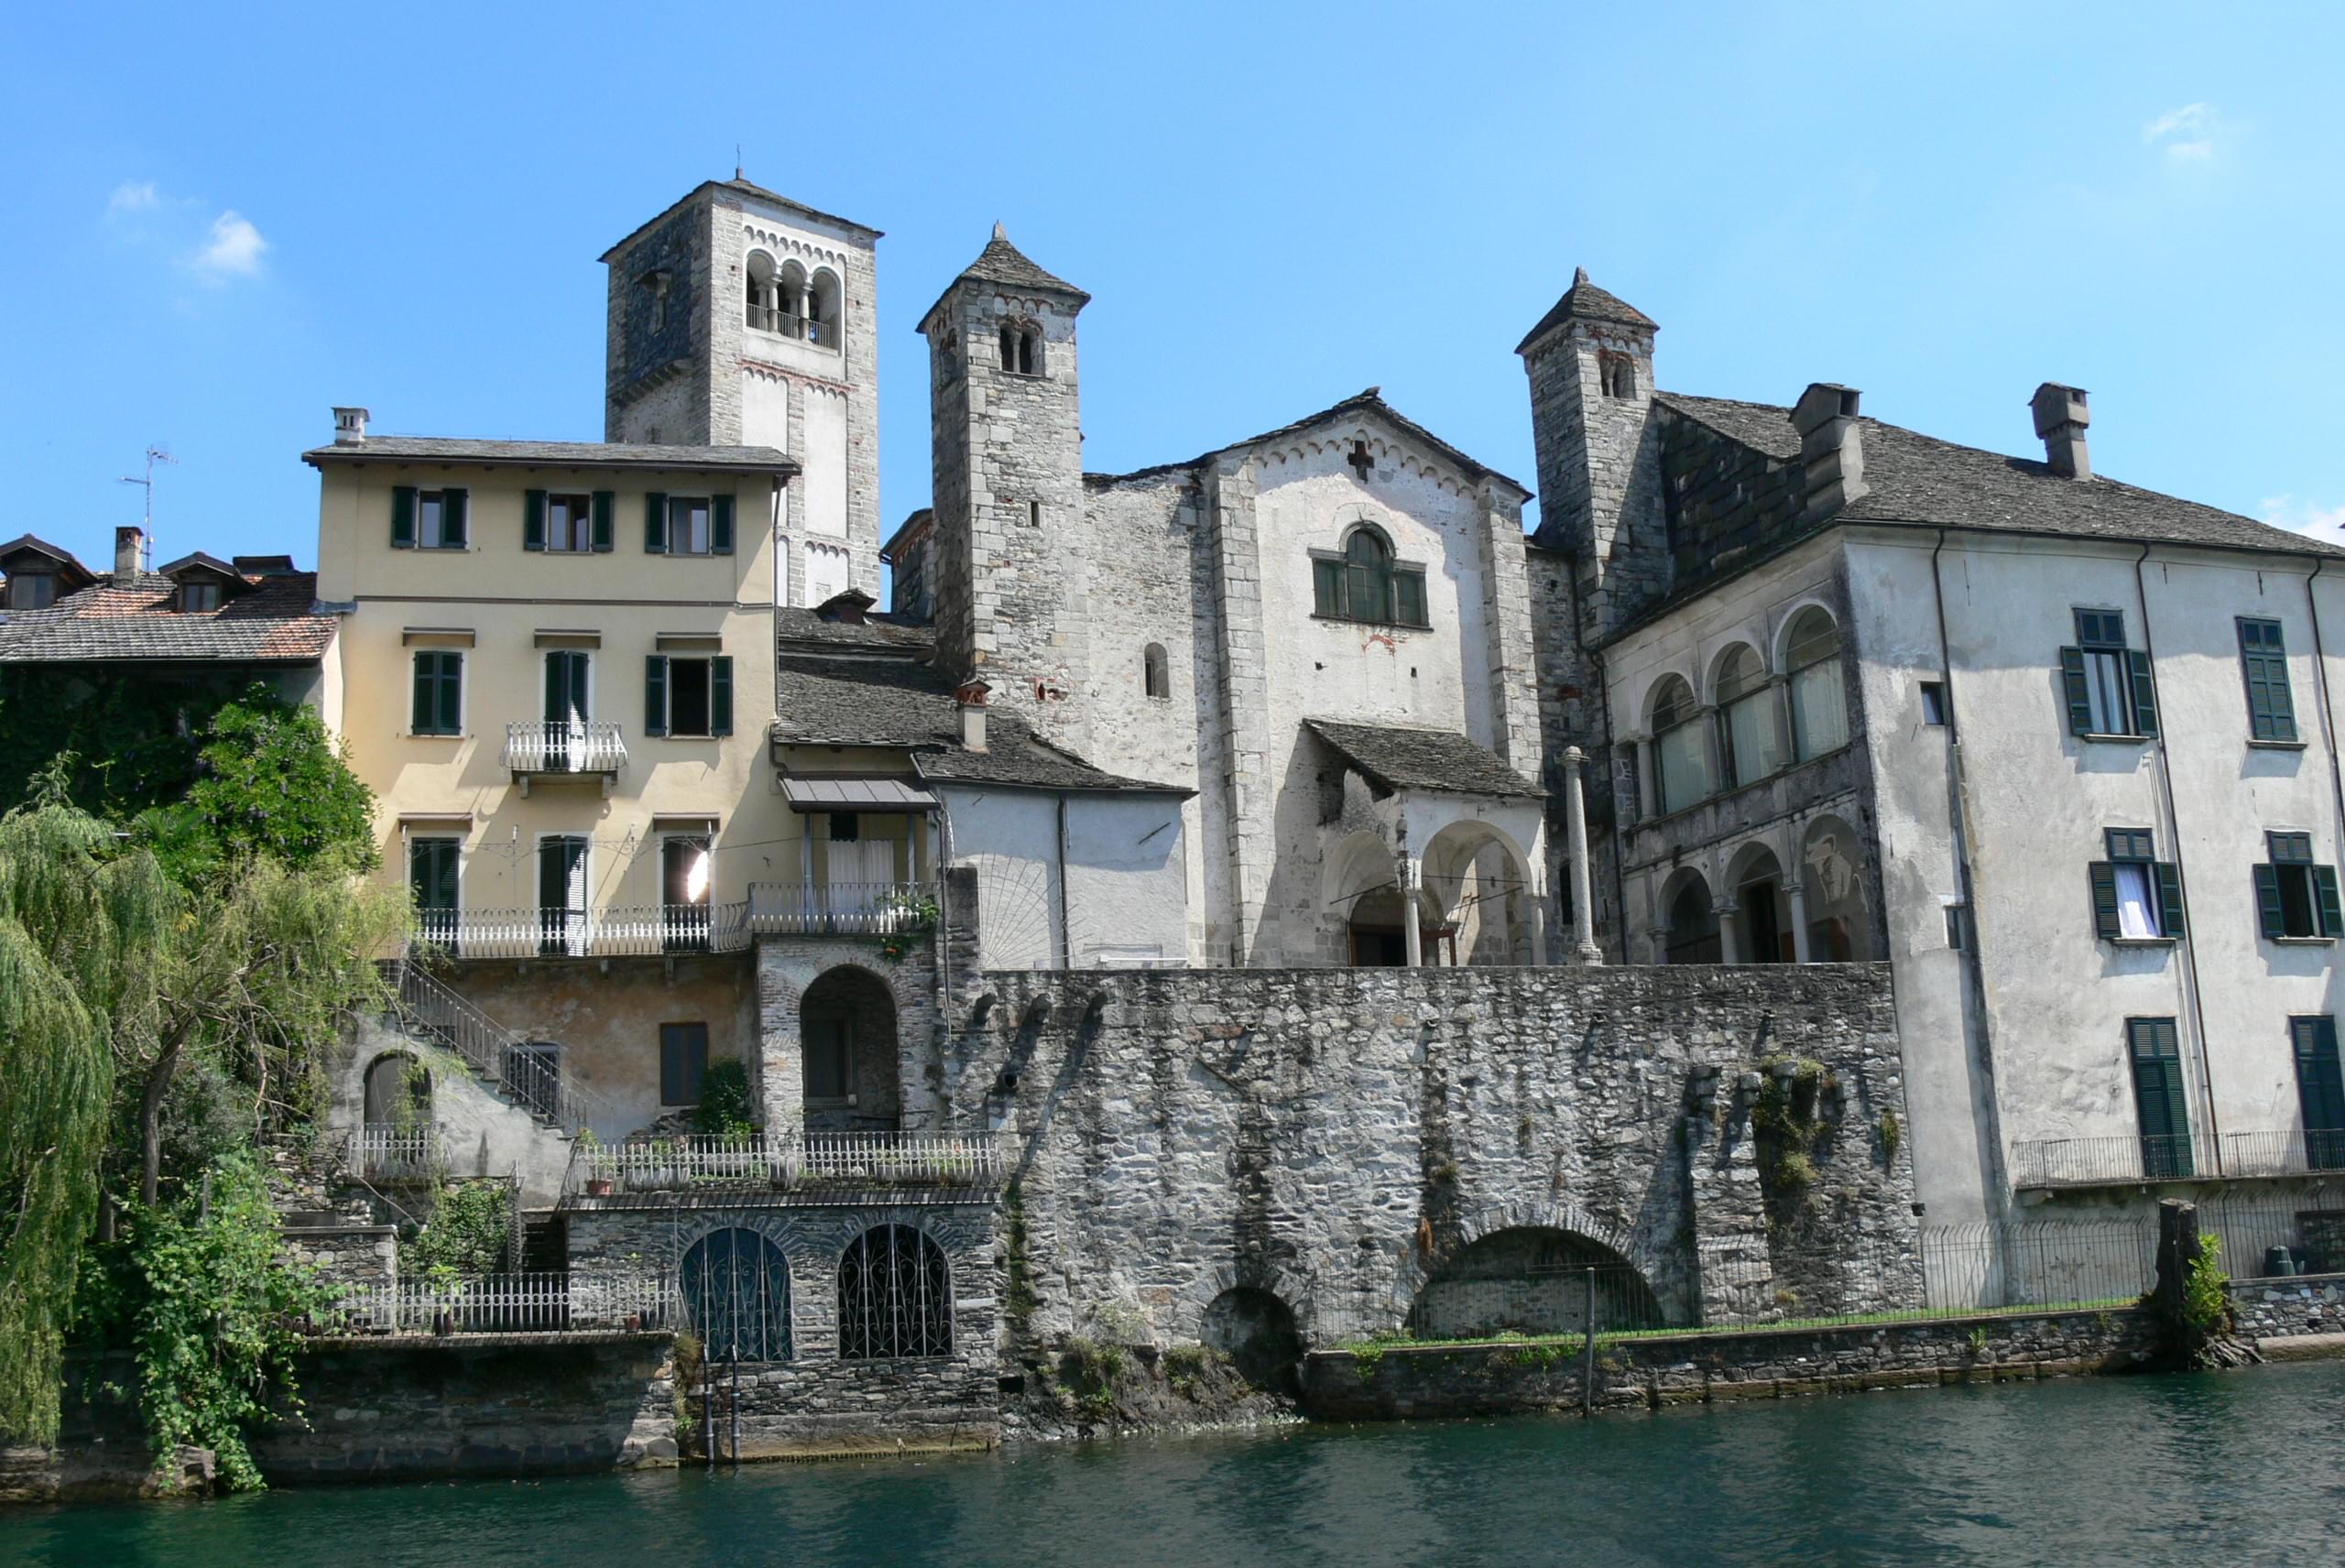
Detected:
left=413, top=901, right=751, bottom=962
left=563, top=1131, right=1006, bottom=1201
left=2202, top=1191, right=2345, bottom=1279
left=501, top=721, right=627, bottom=776
left=322, top=1272, right=675, bottom=1337
left=746, top=880, right=934, bottom=937
left=2012, top=1128, right=2345, bottom=1188
left=346, top=1127, right=445, bottom=1183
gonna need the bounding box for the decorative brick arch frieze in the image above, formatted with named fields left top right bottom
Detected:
left=1383, top=1198, right=1661, bottom=1323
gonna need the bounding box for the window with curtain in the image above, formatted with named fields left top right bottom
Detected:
left=2059, top=608, right=2156, bottom=739
left=1716, top=646, right=1781, bottom=788
left=2089, top=827, right=2184, bottom=942
left=1651, top=676, right=1710, bottom=815
left=1785, top=608, right=1849, bottom=759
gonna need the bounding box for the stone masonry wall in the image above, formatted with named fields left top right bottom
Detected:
left=942, top=963, right=1916, bottom=1348
left=2230, top=1272, right=2345, bottom=1341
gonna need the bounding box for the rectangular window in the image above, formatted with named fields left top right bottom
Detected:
left=660, top=1022, right=709, bottom=1106
left=399, top=488, right=467, bottom=550
left=2127, top=1018, right=2193, bottom=1178
left=547, top=494, right=593, bottom=552
left=2059, top=609, right=2155, bottom=738
left=2254, top=832, right=2342, bottom=941
left=804, top=1018, right=850, bottom=1102
left=1724, top=691, right=1784, bottom=788
left=409, top=650, right=464, bottom=735
left=2088, top=827, right=2184, bottom=941
left=409, top=836, right=460, bottom=949
left=643, top=654, right=732, bottom=738
left=2238, top=618, right=2298, bottom=743
left=178, top=582, right=222, bottom=613
left=2292, top=1017, right=2345, bottom=1171
left=660, top=835, right=712, bottom=952
left=1309, top=552, right=1429, bottom=626
left=1919, top=681, right=1947, bottom=725
left=1944, top=902, right=1967, bottom=950
left=828, top=812, right=860, bottom=843
left=6, top=572, right=56, bottom=610
left=1656, top=719, right=1712, bottom=816
left=668, top=496, right=711, bottom=555
left=536, top=835, right=589, bottom=957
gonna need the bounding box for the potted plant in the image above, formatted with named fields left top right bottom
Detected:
left=578, top=1128, right=614, bottom=1197
left=428, top=1263, right=461, bottom=1336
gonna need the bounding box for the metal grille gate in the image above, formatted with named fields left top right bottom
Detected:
left=837, top=1225, right=952, bottom=1358
left=680, top=1228, right=791, bottom=1362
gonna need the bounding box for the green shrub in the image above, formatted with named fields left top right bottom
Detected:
left=692, top=1059, right=756, bottom=1137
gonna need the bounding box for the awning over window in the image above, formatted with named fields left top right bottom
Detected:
left=780, top=774, right=937, bottom=813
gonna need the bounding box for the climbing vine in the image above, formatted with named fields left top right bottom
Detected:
left=1751, top=1056, right=1833, bottom=1233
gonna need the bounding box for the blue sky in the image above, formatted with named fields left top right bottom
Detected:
left=5, top=1, right=2341, bottom=579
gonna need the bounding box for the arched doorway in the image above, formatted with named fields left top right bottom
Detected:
left=1345, top=884, right=1449, bottom=966
left=1421, top=821, right=1539, bottom=966
left=1200, top=1286, right=1303, bottom=1394
left=681, top=1227, right=792, bottom=1362
left=362, top=1052, right=431, bottom=1129
left=801, top=966, right=900, bottom=1131
left=1412, top=1227, right=1664, bottom=1337
left=1728, top=843, right=1794, bottom=964
left=1663, top=871, right=1721, bottom=964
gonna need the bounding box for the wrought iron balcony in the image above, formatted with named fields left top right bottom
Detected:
left=2012, top=1128, right=2345, bottom=1190
left=502, top=721, right=627, bottom=786
left=414, top=901, right=750, bottom=961
left=563, top=1130, right=1006, bottom=1203
left=746, top=880, right=937, bottom=937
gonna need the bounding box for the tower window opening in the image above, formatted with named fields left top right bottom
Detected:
left=1599, top=352, right=1635, bottom=399
left=999, top=321, right=1042, bottom=376
left=1144, top=642, right=1170, bottom=700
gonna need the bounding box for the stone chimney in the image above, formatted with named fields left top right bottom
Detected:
left=2030, top=383, right=2090, bottom=479
left=1792, top=383, right=1870, bottom=518
left=114, top=526, right=147, bottom=578
left=332, top=407, right=369, bottom=446
left=955, top=679, right=991, bottom=754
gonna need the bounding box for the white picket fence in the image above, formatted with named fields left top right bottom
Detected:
left=566, top=1131, right=1006, bottom=1198
left=346, top=1127, right=446, bottom=1181
left=326, top=1272, right=675, bottom=1336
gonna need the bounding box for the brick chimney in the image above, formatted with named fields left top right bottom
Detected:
left=954, top=679, right=991, bottom=754
left=2030, top=383, right=2090, bottom=479
left=1792, top=383, right=1870, bottom=518
left=332, top=406, right=369, bottom=446
left=114, top=526, right=147, bottom=578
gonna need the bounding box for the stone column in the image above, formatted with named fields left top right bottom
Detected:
left=1399, top=855, right=1424, bottom=968
left=1562, top=746, right=1602, bottom=964
left=1631, top=734, right=1658, bottom=820
left=1787, top=876, right=1815, bottom=964
left=797, top=282, right=814, bottom=339
left=1773, top=677, right=1798, bottom=768
left=1714, top=898, right=1742, bottom=964
left=1702, top=706, right=1728, bottom=796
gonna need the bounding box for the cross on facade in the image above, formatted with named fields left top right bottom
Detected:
left=1347, top=441, right=1374, bottom=480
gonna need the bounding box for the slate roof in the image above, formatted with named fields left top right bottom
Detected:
left=302, top=438, right=797, bottom=475
left=1653, top=392, right=2345, bottom=559
left=957, top=224, right=1089, bottom=301
left=1303, top=719, right=1542, bottom=799
left=772, top=653, right=1186, bottom=794
left=1087, top=387, right=1530, bottom=497
left=1516, top=267, right=1659, bottom=354
left=774, top=607, right=937, bottom=654
left=0, top=567, right=336, bottom=665
left=599, top=178, right=882, bottom=261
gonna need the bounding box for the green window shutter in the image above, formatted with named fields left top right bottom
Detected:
left=645, top=492, right=669, bottom=554
left=442, top=489, right=469, bottom=549
left=591, top=491, right=616, bottom=552
left=2317, top=866, right=2344, bottom=938
left=2127, top=649, right=2157, bottom=736
left=644, top=656, right=668, bottom=737
left=2089, top=861, right=2121, bottom=939
left=391, top=485, right=418, bottom=548
left=2154, top=862, right=2186, bottom=938
left=437, top=653, right=463, bottom=734
left=537, top=840, right=566, bottom=909
left=524, top=489, right=547, bottom=551
left=711, top=657, right=734, bottom=735
left=2254, top=864, right=2287, bottom=939
left=711, top=494, right=735, bottom=555
left=1313, top=559, right=1343, bottom=616
left=410, top=654, right=432, bottom=732
left=2058, top=647, right=2091, bottom=734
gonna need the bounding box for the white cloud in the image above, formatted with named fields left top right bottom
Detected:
left=2143, top=102, right=2220, bottom=162
left=190, top=211, right=267, bottom=280
left=2261, top=495, right=2345, bottom=538
left=107, top=180, right=159, bottom=213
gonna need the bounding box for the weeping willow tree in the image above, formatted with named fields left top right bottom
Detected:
left=0, top=802, right=172, bottom=1443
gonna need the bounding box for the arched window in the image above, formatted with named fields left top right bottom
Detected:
left=1650, top=675, right=1711, bottom=814
left=838, top=1225, right=952, bottom=1358
left=808, top=269, right=842, bottom=350
left=777, top=260, right=808, bottom=339
left=1312, top=525, right=1428, bottom=626
left=1143, top=642, right=1170, bottom=700
left=998, top=321, right=1041, bottom=375
left=745, top=251, right=778, bottom=332
left=1600, top=352, right=1635, bottom=399
left=1715, top=645, right=1781, bottom=789
left=1665, top=877, right=1722, bottom=964
left=682, top=1227, right=792, bottom=1362
left=1786, top=608, right=1849, bottom=760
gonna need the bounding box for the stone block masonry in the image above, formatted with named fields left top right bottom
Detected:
left=941, top=962, right=1918, bottom=1349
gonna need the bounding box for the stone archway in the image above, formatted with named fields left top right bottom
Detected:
left=1199, top=1286, right=1303, bottom=1395
left=1409, top=1226, right=1663, bottom=1337
left=801, top=965, right=900, bottom=1131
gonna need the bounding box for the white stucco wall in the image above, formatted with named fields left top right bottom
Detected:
left=943, top=787, right=1189, bottom=970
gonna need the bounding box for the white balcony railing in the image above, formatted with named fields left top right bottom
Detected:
left=747, top=880, right=936, bottom=937
left=415, top=901, right=749, bottom=961
left=564, top=1130, right=1005, bottom=1201
left=322, top=1272, right=676, bottom=1336
left=502, top=721, right=627, bottom=776
left=346, top=1126, right=445, bottom=1182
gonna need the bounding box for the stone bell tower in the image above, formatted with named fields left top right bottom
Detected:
left=601, top=176, right=885, bottom=604
left=917, top=223, right=1093, bottom=752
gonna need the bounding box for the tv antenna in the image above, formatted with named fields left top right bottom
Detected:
left=118, top=444, right=180, bottom=534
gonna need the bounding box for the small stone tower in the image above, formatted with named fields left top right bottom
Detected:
left=601, top=178, right=885, bottom=604
left=918, top=223, right=1093, bottom=751
left=1518, top=268, right=1664, bottom=638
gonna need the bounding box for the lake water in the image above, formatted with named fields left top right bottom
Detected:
left=8, top=1363, right=2344, bottom=1567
